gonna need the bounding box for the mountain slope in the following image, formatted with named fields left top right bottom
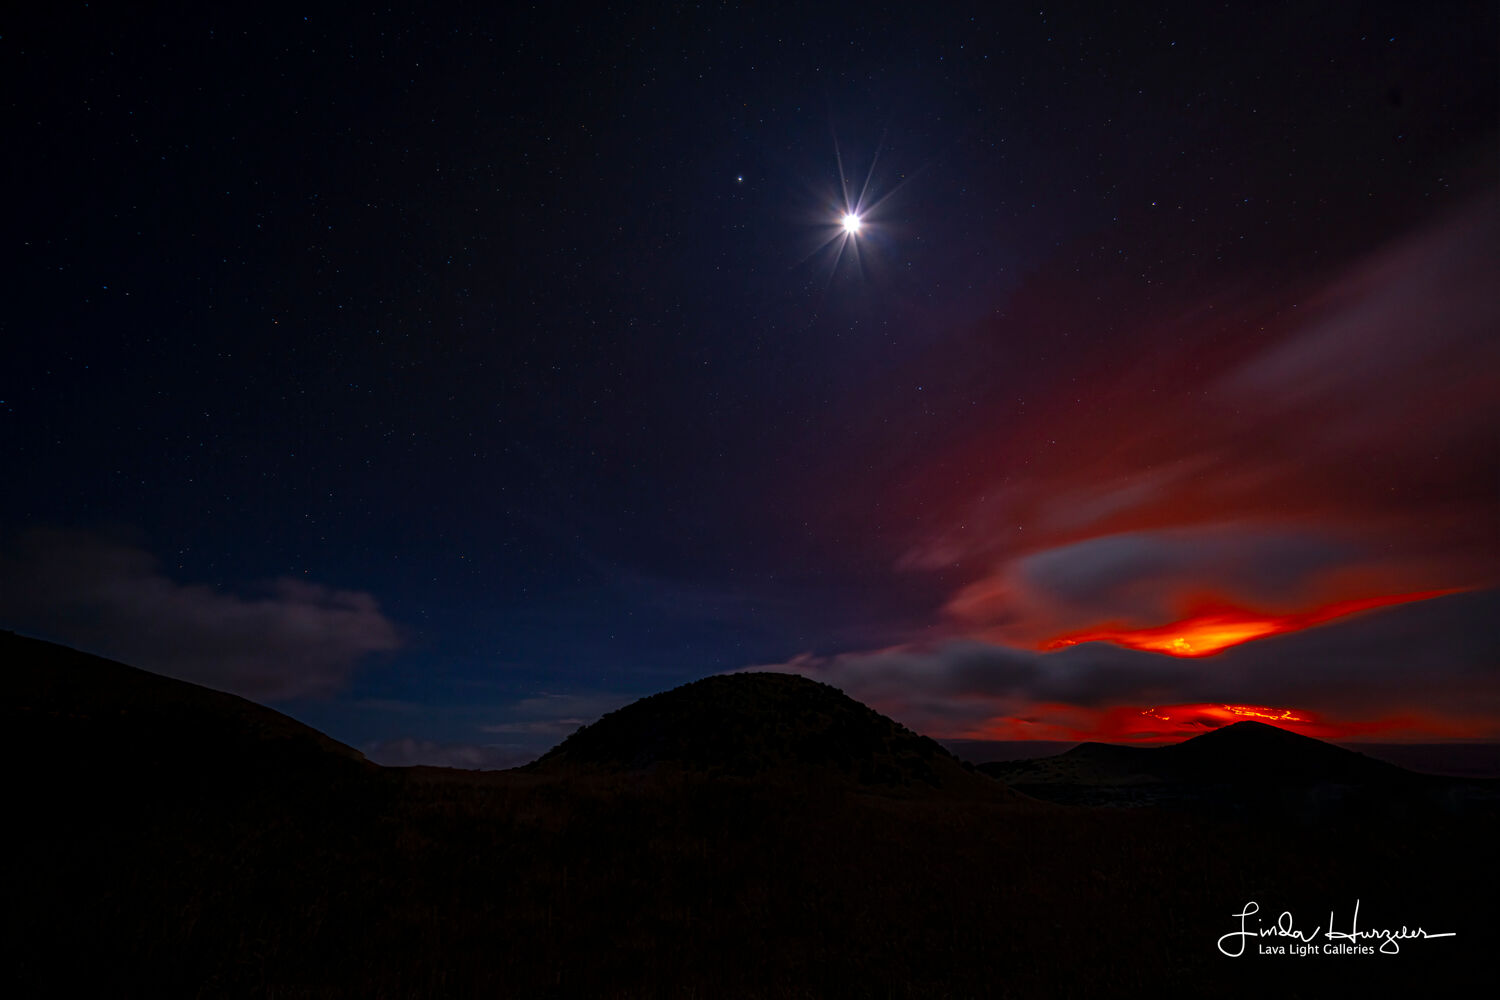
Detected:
left=4, top=629, right=368, bottom=790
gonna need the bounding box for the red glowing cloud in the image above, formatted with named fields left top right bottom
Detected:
left=1040, top=589, right=1456, bottom=657
left=758, top=197, right=1500, bottom=745
left=896, top=198, right=1499, bottom=625
left=753, top=588, right=1500, bottom=744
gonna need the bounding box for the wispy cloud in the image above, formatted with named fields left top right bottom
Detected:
left=479, top=691, right=631, bottom=739
left=0, top=528, right=400, bottom=700
left=363, top=737, right=537, bottom=770
left=890, top=194, right=1499, bottom=652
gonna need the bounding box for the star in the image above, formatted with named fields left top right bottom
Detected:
left=841, top=212, right=862, bottom=235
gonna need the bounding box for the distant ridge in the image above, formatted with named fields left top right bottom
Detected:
left=970, top=719, right=1493, bottom=817
left=983, top=720, right=1409, bottom=788
left=532, top=671, right=1010, bottom=797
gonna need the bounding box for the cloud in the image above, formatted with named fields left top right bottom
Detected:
left=752, top=590, right=1500, bottom=741
left=0, top=528, right=400, bottom=700
left=892, top=192, right=1500, bottom=656
left=944, top=524, right=1355, bottom=641
left=363, top=738, right=537, bottom=770
left=1219, top=196, right=1500, bottom=454
left=479, top=691, right=631, bottom=738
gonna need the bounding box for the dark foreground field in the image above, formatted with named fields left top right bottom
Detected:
left=7, top=632, right=1492, bottom=997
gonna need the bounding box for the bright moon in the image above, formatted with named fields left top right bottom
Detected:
left=841, top=212, right=862, bottom=235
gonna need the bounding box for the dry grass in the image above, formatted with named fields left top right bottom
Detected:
left=10, top=763, right=1492, bottom=998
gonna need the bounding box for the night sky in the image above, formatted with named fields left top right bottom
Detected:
left=6, top=2, right=1497, bottom=766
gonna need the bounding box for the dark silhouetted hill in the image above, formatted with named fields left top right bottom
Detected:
left=3, top=629, right=368, bottom=795
left=1155, top=720, right=1407, bottom=781
left=6, top=635, right=1491, bottom=996
left=530, top=671, right=1007, bottom=797
left=979, top=720, right=1496, bottom=818
left=987, top=721, right=1403, bottom=786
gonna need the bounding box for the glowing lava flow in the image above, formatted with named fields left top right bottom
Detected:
left=1041, top=589, right=1455, bottom=658
left=1141, top=705, right=1307, bottom=724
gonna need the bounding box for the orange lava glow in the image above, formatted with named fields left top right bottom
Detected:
left=959, top=701, right=1491, bottom=744
left=1040, top=589, right=1455, bottom=657
left=1215, top=704, right=1307, bottom=723
left=1136, top=703, right=1306, bottom=728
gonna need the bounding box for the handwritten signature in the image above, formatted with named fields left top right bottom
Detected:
left=1217, top=900, right=1457, bottom=956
